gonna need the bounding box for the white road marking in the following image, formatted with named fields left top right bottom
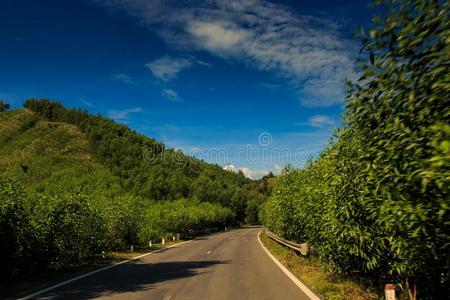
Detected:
left=257, top=230, right=320, bottom=300
left=19, top=240, right=192, bottom=300
left=207, top=250, right=212, bottom=255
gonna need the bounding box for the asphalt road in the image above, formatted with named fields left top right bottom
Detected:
left=35, top=228, right=309, bottom=300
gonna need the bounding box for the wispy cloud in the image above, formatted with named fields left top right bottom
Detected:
left=80, top=98, right=94, bottom=108
left=146, top=56, right=192, bottom=81
left=107, top=107, right=143, bottom=121
left=161, top=88, right=182, bottom=102
left=257, top=82, right=284, bottom=92
left=309, top=114, right=337, bottom=128
left=145, top=55, right=211, bottom=81
left=190, top=147, right=202, bottom=153
left=111, top=73, right=135, bottom=84
left=96, top=0, right=357, bottom=107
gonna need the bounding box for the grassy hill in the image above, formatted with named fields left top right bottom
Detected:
left=0, top=109, right=122, bottom=198
left=0, top=99, right=266, bottom=284
left=0, top=101, right=255, bottom=214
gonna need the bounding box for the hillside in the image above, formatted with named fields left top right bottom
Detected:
left=0, top=100, right=266, bottom=284
left=0, top=109, right=122, bottom=198
left=0, top=101, right=255, bottom=219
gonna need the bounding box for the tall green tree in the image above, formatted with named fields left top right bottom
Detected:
left=347, top=0, right=449, bottom=295
left=264, top=0, right=449, bottom=298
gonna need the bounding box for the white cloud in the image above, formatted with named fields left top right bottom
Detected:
left=274, top=164, right=283, bottom=175
left=190, top=147, right=202, bottom=153
left=146, top=55, right=211, bottom=81
left=257, top=82, right=283, bottom=92
left=161, top=88, right=182, bottom=102
left=187, top=21, right=250, bottom=52
left=196, top=60, right=212, bottom=67
left=146, top=56, right=192, bottom=81
left=107, top=107, right=142, bottom=121
left=80, top=98, right=94, bottom=108
left=223, top=164, right=237, bottom=172
left=223, top=164, right=269, bottom=179
left=309, top=114, right=336, bottom=128
left=96, top=0, right=357, bottom=107
left=112, top=73, right=135, bottom=84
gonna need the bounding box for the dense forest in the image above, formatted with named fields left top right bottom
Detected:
left=264, top=0, right=449, bottom=299
left=0, top=100, right=267, bottom=283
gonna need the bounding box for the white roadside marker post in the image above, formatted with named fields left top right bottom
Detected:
left=385, top=284, right=396, bottom=300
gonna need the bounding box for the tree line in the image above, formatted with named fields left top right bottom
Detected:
left=1, top=177, right=232, bottom=283
left=263, top=0, right=449, bottom=298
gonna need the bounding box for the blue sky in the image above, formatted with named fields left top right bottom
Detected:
left=0, top=0, right=374, bottom=178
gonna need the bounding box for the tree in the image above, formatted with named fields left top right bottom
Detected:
left=264, top=0, right=449, bottom=298
left=0, top=101, right=10, bottom=112
left=347, top=0, right=449, bottom=296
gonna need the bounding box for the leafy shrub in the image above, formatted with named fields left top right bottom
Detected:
left=48, top=192, right=106, bottom=265
left=0, top=178, right=33, bottom=280
left=98, top=195, right=143, bottom=250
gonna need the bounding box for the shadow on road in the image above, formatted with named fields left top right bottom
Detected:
left=41, top=260, right=229, bottom=299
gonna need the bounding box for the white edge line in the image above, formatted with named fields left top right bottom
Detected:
left=257, top=230, right=321, bottom=300
left=19, top=240, right=192, bottom=300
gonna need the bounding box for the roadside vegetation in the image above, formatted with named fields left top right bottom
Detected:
left=260, top=232, right=378, bottom=300
left=0, top=100, right=264, bottom=290
left=0, top=178, right=232, bottom=292
left=263, top=0, right=449, bottom=299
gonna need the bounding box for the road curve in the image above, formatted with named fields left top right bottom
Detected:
left=35, top=228, right=309, bottom=300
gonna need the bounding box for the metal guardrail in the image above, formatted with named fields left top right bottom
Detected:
left=266, top=230, right=308, bottom=256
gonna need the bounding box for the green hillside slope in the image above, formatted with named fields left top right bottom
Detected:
left=0, top=109, right=122, bottom=198
left=0, top=101, right=255, bottom=217
left=0, top=100, right=261, bottom=284
left=15, top=99, right=253, bottom=218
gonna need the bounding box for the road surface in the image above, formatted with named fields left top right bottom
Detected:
left=34, top=228, right=309, bottom=299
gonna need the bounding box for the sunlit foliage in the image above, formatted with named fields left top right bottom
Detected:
left=264, top=0, right=449, bottom=298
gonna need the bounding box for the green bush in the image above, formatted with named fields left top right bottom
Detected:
left=48, top=192, right=106, bottom=265
left=98, top=195, right=143, bottom=250
left=0, top=178, right=34, bottom=279
left=0, top=178, right=235, bottom=281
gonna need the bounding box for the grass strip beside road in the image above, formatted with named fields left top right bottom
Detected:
left=259, top=231, right=379, bottom=300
